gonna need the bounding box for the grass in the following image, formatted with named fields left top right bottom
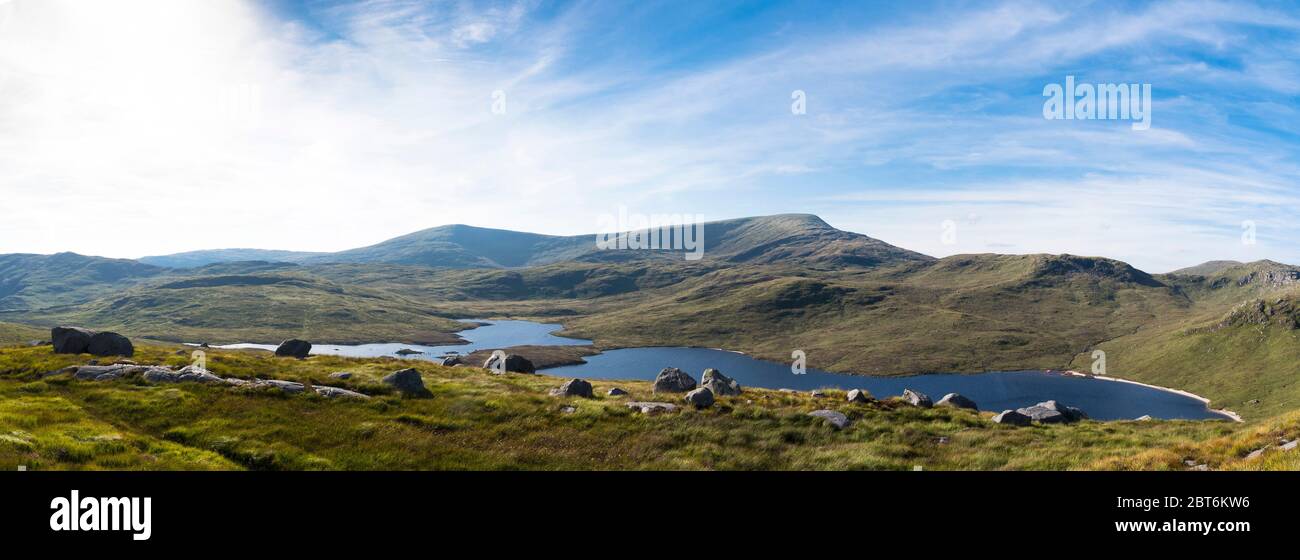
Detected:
left=3, top=341, right=1293, bottom=471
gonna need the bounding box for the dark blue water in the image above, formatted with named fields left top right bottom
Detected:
left=211, top=319, right=1228, bottom=421
left=546, top=347, right=1230, bottom=421
left=210, top=319, right=590, bottom=357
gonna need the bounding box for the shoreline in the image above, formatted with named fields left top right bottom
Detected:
left=1062, top=370, right=1243, bottom=422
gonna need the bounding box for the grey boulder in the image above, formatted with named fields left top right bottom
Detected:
left=808, top=410, right=850, bottom=430
left=382, top=368, right=432, bottom=397
left=314, top=386, right=369, bottom=399
left=992, top=410, right=1032, bottom=426
left=607, top=387, right=629, bottom=396
left=329, top=372, right=353, bottom=380
left=275, top=339, right=312, bottom=359
left=902, top=389, right=932, bottom=408
left=846, top=389, right=871, bottom=403
left=52, top=327, right=95, bottom=354
left=701, top=368, right=741, bottom=396
left=652, top=367, right=697, bottom=393
left=1016, top=400, right=1087, bottom=424
left=936, top=393, right=978, bottom=410
left=483, top=353, right=536, bottom=374
left=684, top=387, right=715, bottom=408
left=550, top=378, right=594, bottom=398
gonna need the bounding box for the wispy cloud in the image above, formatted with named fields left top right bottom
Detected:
left=0, top=0, right=1297, bottom=272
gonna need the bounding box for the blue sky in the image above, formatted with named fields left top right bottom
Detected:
left=1, top=0, right=1298, bottom=271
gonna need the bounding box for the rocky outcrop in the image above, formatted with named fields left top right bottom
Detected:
left=51, top=327, right=94, bottom=354
left=992, top=410, right=1031, bottom=426
left=550, top=378, right=593, bottom=398
left=701, top=368, right=741, bottom=396
left=143, top=365, right=224, bottom=384
left=808, top=410, right=850, bottom=430
left=1016, top=400, right=1087, bottom=424
left=312, top=386, right=369, bottom=399
left=652, top=367, right=697, bottom=393
left=902, top=389, right=932, bottom=408
left=483, top=353, right=536, bottom=374
left=936, top=393, right=978, bottom=410
left=382, top=368, right=432, bottom=397
left=329, top=372, right=353, bottom=380
left=275, top=339, right=312, bottom=359
left=846, top=389, right=871, bottom=403
left=626, top=402, right=678, bottom=415
left=684, top=387, right=715, bottom=408
left=607, top=387, right=628, bottom=396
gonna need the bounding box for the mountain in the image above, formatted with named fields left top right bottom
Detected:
left=140, top=214, right=932, bottom=270
left=139, top=249, right=325, bottom=268
left=0, top=253, right=167, bottom=312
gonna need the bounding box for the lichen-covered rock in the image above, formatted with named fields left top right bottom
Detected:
left=992, top=410, right=1032, bottom=426
left=652, top=367, right=697, bottom=393
left=808, top=410, right=850, bottom=430
left=846, top=389, right=871, bottom=403
left=483, top=353, right=536, bottom=374
left=936, top=393, right=978, bottom=410
left=701, top=368, right=741, bottom=396
left=684, top=387, right=715, bottom=408
left=550, top=378, right=594, bottom=398
left=382, top=368, right=432, bottom=397
left=902, top=389, right=932, bottom=408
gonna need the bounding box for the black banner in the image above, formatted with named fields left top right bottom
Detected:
left=0, top=471, right=1285, bottom=550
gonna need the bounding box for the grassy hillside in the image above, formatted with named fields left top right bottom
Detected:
left=0, top=322, right=46, bottom=345
left=4, top=341, right=1293, bottom=471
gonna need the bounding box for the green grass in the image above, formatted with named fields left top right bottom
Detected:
left=3, top=341, right=1292, bottom=471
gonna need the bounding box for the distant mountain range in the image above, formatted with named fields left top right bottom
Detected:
left=3, top=213, right=1299, bottom=420
left=138, top=214, right=932, bottom=269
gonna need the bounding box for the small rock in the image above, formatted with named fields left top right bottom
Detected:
left=936, top=393, right=978, bottom=410
left=607, top=387, right=628, bottom=396
left=652, top=367, right=697, bottom=393
left=550, top=378, right=594, bottom=398
left=902, top=389, right=932, bottom=408
left=684, top=387, right=715, bottom=408
left=810, top=390, right=826, bottom=399
left=1135, top=415, right=1154, bottom=421
left=701, top=368, right=742, bottom=396
left=1282, top=440, right=1298, bottom=451
left=807, top=410, right=849, bottom=430
left=483, top=353, right=536, bottom=374
left=441, top=355, right=464, bottom=367
left=329, top=372, right=354, bottom=380
left=846, top=389, right=871, bottom=403
left=1245, top=448, right=1267, bottom=460
left=174, top=349, right=189, bottom=356
left=382, top=368, right=432, bottom=397
left=559, top=405, right=577, bottom=414
left=314, top=386, right=369, bottom=399
left=992, top=410, right=1032, bottom=426
left=626, top=402, right=678, bottom=415
left=260, top=379, right=305, bottom=393
left=275, top=339, right=312, bottom=359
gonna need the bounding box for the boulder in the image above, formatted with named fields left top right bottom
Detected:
left=808, top=410, right=850, bottom=430
left=260, top=379, right=306, bottom=393
left=441, top=355, right=465, bottom=367
left=992, top=410, right=1032, bottom=426
left=87, top=332, right=134, bottom=357
left=846, top=389, right=871, bottom=403
left=314, top=386, right=369, bottom=399
left=700, top=368, right=741, bottom=396
left=550, top=378, right=594, bottom=398
left=51, top=327, right=94, bottom=354
left=902, top=389, right=932, bottom=408
left=936, top=393, right=978, bottom=410
left=607, top=387, right=629, bottom=396
left=329, top=372, right=354, bottom=380
left=652, top=367, right=697, bottom=393
left=382, top=368, right=431, bottom=397
left=626, top=402, right=678, bottom=415
left=1016, top=400, right=1087, bottom=424
left=1135, top=415, right=1154, bottom=422
left=275, top=339, right=312, bottom=359
left=684, top=387, right=715, bottom=408
left=810, top=391, right=826, bottom=399
left=143, top=366, right=222, bottom=384
left=483, top=353, right=536, bottom=374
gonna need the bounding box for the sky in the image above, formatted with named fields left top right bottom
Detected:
left=1, top=0, right=1298, bottom=272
